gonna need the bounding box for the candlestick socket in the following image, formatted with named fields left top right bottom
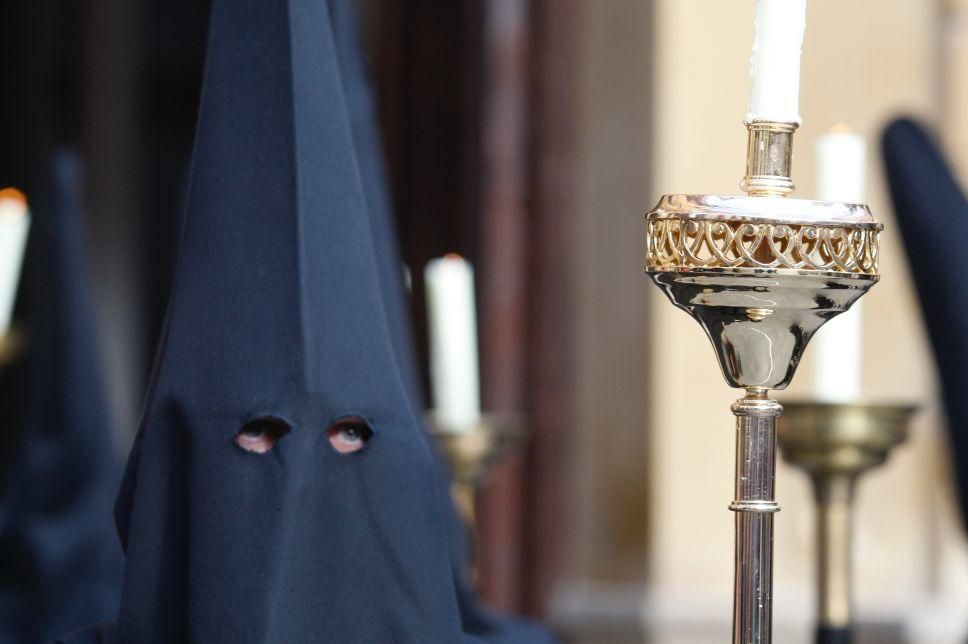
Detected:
left=426, top=413, right=526, bottom=487
left=741, top=120, right=798, bottom=197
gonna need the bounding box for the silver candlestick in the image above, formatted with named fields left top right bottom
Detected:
left=644, top=119, right=882, bottom=643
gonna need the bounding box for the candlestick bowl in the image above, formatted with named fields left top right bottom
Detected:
left=427, top=413, right=527, bottom=531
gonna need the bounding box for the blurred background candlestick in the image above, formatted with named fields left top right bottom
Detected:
left=424, top=254, right=481, bottom=432
left=429, top=414, right=528, bottom=579
left=812, top=126, right=867, bottom=403
left=778, top=403, right=914, bottom=644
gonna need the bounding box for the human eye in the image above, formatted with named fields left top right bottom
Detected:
left=235, top=417, right=291, bottom=454
left=327, top=417, right=373, bottom=454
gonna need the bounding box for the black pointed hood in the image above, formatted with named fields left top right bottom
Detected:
left=0, top=151, right=122, bottom=641
left=882, top=118, right=968, bottom=529
left=113, top=1, right=469, bottom=641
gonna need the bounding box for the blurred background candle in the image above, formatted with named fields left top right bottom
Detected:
left=748, top=0, right=807, bottom=123
left=424, top=254, right=481, bottom=431
left=812, top=125, right=866, bottom=402
left=0, top=189, right=31, bottom=338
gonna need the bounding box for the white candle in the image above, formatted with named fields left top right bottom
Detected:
left=424, top=254, right=481, bottom=431
left=812, top=126, right=866, bottom=402
left=0, top=189, right=30, bottom=338
left=816, top=125, right=865, bottom=204
left=748, top=0, right=807, bottom=124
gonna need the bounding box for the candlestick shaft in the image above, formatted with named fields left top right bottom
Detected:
left=730, top=390, right=782, bottom=644
left=814, top=475, right=854, bottom=643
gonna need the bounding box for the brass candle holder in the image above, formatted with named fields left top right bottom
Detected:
left=778, top=402, right=914, bottom=644
left=427, top=413, right=527, bottom=534
left=644, top=119, right=882, bottom=643
left=0, top=327, right=25, bottom=367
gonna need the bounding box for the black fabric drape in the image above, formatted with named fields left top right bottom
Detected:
left=882, top=118, right=968, bottom=529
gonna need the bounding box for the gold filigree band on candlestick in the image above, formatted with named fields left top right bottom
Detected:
left=647, top=218, right=879, bottom=274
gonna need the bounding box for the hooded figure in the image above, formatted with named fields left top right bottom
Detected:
left=328, top=2, right=553, bottom=642
left=0, top=152, right=122, bottom=642
left=882, top=118, right=968, bottom=530
left=77, top=1, right=551, bottom=642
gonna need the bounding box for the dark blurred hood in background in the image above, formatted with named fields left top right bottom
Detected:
left=883, top=118, right=968, bottom=530
left=0, top=150, right=122, bottom=642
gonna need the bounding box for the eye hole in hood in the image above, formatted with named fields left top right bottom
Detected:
left=235, top=416, right=292, bottom=454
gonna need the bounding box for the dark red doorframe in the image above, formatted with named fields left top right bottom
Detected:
left=373, top=0, right=579, bottom=617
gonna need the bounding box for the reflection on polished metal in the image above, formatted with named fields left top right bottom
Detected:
left=778, top=403, right=914, bottom=644
left=427, top=413, right=526, bottom=539
left=650, top=270, right=875, bottom=391
left=643, top=119, right=883, bottom=643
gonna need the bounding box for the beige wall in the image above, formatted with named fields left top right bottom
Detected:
left=647, top=0, right=966, bottom=642
left=569, top=0, right=654, bottom=584
left=553, top=1, right=656, bottom=633
left=945, top=0, right=968, bottom=176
